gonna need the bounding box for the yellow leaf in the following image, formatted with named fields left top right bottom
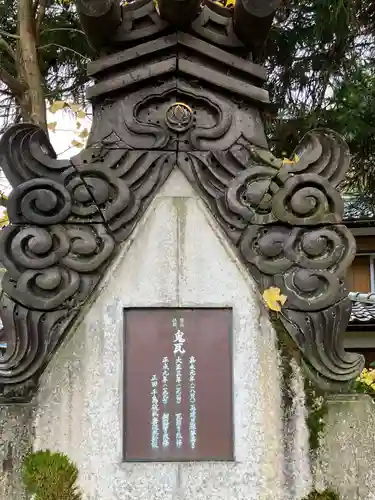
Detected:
left=77, top=110, right=86, bottom=119
left=262, top=287, right=287, bottom=312
left=47, top=121, right=57, bottom=132
left=49, top=101, right=66, bottom=113
left=0, top=211, right=9, bottom=228
left=78, top=128, right=89, bottom=139
left=69, top=103, right=81, bottom=113
left=282, top=154, right=300, bottom=165
left=71, top=140, right=84, bottom=148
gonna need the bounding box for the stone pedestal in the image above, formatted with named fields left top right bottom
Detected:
left=315, top=394, right=375, bottom=500
left=32, top=170, right=288, bottom=500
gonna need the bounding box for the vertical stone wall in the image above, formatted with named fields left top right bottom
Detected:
left=0, top=404, right=33, bottom=500
left=315, top=394, right=375, bottom=500
left=32, top=171, right=289, bottom=500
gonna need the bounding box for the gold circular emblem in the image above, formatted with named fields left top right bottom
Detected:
left=165, top=102, right=193, bottom=132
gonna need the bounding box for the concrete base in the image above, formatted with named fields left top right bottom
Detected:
left=315, top=394, right=375, bottom=500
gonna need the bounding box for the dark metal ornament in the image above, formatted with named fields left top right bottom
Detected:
left=165, top=103, right=193, bottom=132
left=0, top=0, right=363, bottom=402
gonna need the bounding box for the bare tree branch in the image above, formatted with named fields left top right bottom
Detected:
left=0, top=67, right=26, bottom=95
left=44, top=75, right=88, bottom=98
left=0, top=36, right=16, bottom=60
left=18, top=0, right=47, bottom=130
left=40, top=27, right=86, bottom=37
left=0, top=30, right=20, bottom=40
left=38, top=43, right=90, bottom=61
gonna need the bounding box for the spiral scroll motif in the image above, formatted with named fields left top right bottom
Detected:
left=0, top=224, right=115, bottom=311
left=209, top=155, right=345, bottom=229
left=7, top=179, right=72, bottom=225
left=63, top=166, right=139, bottom=229
left=1, top=226, right=70, bottom=278
left=2, top=267, right=81, bottom=311
left=283, top=128, right=351, bottom=187
left=226, top=166, right=280, bottom=224
left=0, top=113, right=364, bottom=397
left=272, top=174, right=344, bottom=225
left=240, top=224, right=355, bottom=311
left=0, top=121, right=176, bottom=398
left=178, top=130, right=364, bottom=386
left=0, top=124, right=70, bottom=187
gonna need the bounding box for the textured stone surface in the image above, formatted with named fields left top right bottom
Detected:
left=315, top=394, right=375, bottom=500
left=282, top=358, right=312, bottom=500
left=0, top=404, right=33, bottom=500
left=34, top=170, right=286, bottom=499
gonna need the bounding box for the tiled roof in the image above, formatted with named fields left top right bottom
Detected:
left=344, top=195, right=375, bottom=221
left=349, top=292, right=375, bottom=323
left=343, top=196, right=375, bottom=324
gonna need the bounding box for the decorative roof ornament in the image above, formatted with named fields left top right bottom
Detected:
left=0, top=0, right=364, bottom=401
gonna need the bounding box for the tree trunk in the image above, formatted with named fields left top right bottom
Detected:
left=17, top=0, right=47, bottom=131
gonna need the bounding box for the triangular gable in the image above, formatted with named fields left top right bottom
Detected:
left=0, top=122, right=364, bottom=402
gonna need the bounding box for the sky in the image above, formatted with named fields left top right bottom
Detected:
left=49, top=107, right=91, bottom=159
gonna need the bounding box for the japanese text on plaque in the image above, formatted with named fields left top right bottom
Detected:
left=149, top=315, right=197, bottom=451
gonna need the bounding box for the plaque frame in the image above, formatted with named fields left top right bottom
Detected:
left=122, top=306, right=234, bottom=462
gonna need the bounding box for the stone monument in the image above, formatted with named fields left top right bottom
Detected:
left=0, top=0, right=365, bottom=498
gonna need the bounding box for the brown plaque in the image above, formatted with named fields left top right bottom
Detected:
left=123, top=308, right=233, bottom=461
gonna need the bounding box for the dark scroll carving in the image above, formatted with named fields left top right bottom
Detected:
left=233, top=0, right=281, bottom=54
left=0, top=0, right=363, bottom=401
left=158, top=0, right=202, bottom=28
left=0, top=126, right=172, bottom=400
left=76, top=0, right=122, bottom=50
left=76, top=0, right=279, bottom=53
left=178, top=128, right=363, bottom=387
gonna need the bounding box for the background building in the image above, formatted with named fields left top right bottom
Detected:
left=345, top=195, right=375, bottom=365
